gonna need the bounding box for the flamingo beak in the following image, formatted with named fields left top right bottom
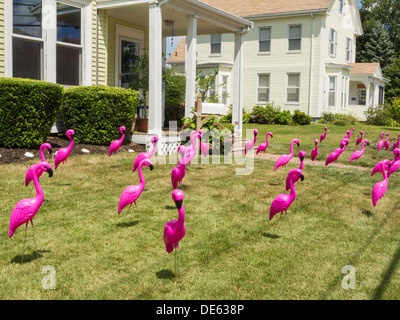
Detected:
left=300, top=174, right=304, bottom=181
left=47, top=168, right=53, bottom=178
left=297, top=143, right=300, bottom=147
left=271, top=135, right=273, bottom=138
left=300, top=156, right=305, bottom=161
left=175, top=200, right=183, bottom=210
left=48, top=149, right=53, bottom=154
left=388, top=162, right=392, bottom=168
left=149, top=164, right=154, bottom=171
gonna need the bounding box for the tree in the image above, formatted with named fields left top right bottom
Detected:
left=356, top=20, right=395, bottom=70
left=384, top=55, right=400, bottom=101
left=164, top=67, right=186, bottom=106
left=196, top=68, right=222, bottom=103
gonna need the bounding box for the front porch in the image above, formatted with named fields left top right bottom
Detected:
left=98, top=0, right=253, bottom=150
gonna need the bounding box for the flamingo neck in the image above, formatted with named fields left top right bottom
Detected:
left=299, top=161, right=304, bottom=170
left=39, top=145, right=46, bottom=162
left=190, top=134, right=197, bottom=150
left=148, top=141, right=157, bottom=157
left=253, top=134, right=257, bottom=144
left=177, top=205, right=185, bottom=226
left=361, top=141, right=366, bottom=151
left=290, top=141, right=295, bottom=155
left=289, top=176, right=296, bottom=198
left=119, top=132, right=125, bottom=145
left=32, top=169, right=44, bottom=200
left=67, top=138, right=74, bottom=153
left=137, top=164, right=146, bottom=185
left=383, top=164, right=388, bottom=181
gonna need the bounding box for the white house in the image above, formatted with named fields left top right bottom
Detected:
left=191, top=0, right=388, bottom=121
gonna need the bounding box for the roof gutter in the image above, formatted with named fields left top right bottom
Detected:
left=242, top=9, right=327, bottom=20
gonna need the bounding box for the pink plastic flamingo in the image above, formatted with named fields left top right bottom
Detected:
left=325, top=139, right=349, bottom=167
left=311, top=140, right=318, bottom=161
left=320, top=127, right=328, bottom=143
left=198, top=130, right=209, bottom=158
left=109, top=126, right=126, bottom=156
left=132, top=136, right=158, bottom=172
left=25, top=143, right=52, bottom=187
left=10, top=162, right=53, bottom=239
left=372, top=159, right=391, bottom=207
left=245, top=129, right=258, bottom=155
left=270, top=169, right=304, bottom=221
left=256, top=132, right=273, bottom=155
left=377, top=132, right=385, bottom=152
left=118, top=159, right=153, bottom=214
left=55, top=129, right=75, bottom=170
left=274, top=139, right=300, bottom=171
left=356, top=131, right=364, bottom=146
left=384, top=132, right=390, bottom=151
left=371, top=160, right=390, bottom=177
left=393, top=134, right=400, bottom=150
left=388, top=148, right=400, bottom=177
left=164, top=189, right=186, bottom=282
left=344, top=130, right=351, bottom=139
left=349, top=128, right=355, bottom=138
left=349, top=139, right=369, bottom=165
left=183, top=131, right=201, bottom=166
left=171, top=146, right=187, bottom=189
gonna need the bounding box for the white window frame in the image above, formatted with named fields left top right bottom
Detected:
left=341, top=76, right=348, bottom=109
left=221, top=75, right=229, bottom=105
left=329, top=28, right=337, bottom=57
left=4, top=0, right=91, bottom=85
left=328, top=76, right=336, bottom=107
left=346, top=37, right=352, bottom=62
left=286, top=73, right=301, bottom=104
left=210, top=34, right=222, bottom=56
left=287, top=24, right=302, bottom=53
left=258, top=27, right=271, bottom=54
left=257, top=73, right=270, bottom=104
left=339, top=0, right=344, bottom=14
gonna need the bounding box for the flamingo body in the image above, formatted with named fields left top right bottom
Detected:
left=54, top=129, right=75, bottom=170
left=9, top=162, right=53, bottom=238
left=270, top=169, right=304, bottom=221
left=198, top=130, right=209, bottom=158
left=274, top=139, right=300, bottom=171
left=393, top=135, right=400, bottom=150
left=256, top=132, right=273, bottom=155
left=325, top=139, right=348, bottom=166
left=109, top=126, right=126, bottom=156
left=183, top=131, right=201, bottom=166
left=349, top=140, right=369, bottom=163
left=171, top=147, right=187, bottom=189
left=384, top=132, right=390, bottom=151
left=356, top=131, right=364, bottom=146
left=119, top=159, right=153, bottom=214
left=132, top=136, right=158, bottom=172
left=377, top=132, right=385, bottom=151
left=163, top=190, right=186, bottom=253
left=245, top=129, right=258, bottom=155
left=372, top=160, right=391, bottom=207
left=320, top=127, right=327, bottom=143
left=25, top=143, right=52, bottom=187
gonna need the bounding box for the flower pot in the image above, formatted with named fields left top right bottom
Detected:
left=136, top=118, right=148, bottom=133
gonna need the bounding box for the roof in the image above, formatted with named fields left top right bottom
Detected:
left=348, top=63, right=380, bottom=75
left=199, top=0, right=332, bottom=17
left=167, top=38, right=186, bottom=64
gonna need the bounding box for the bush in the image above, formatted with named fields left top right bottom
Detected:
left=389, top=97, right=400, bottom=123
left=61, top=86, right=138, bottom=145
left=0, top=78, right=63, bottom=148
left=164, top=103, right=185, bottom=127
left=276, top=110, right=292, bottom=125
left=319, top=111, right=357, bottom=126
left=292, top=109, right=312, bottom=126
left=165, top=68, right=186, bottom=107
left=364, top=104, right=392, bottom=126
left=249, top=103, right=292, bottom=125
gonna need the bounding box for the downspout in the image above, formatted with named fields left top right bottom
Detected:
left=96, top=9, right=99, bottom=86
left=308, top=13, right=314, bottom=117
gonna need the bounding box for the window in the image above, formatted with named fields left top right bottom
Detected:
left=286, top=73, right=300, bottom=103
left=346, top=37, right=352, bottom=62
left=329, top=29, right=337, bottom=57
left=288, top=25, right=301, bottom=51
left=9, top=0, right=85, bottom=85
left=328, top=76, right=336, bottom=107
left=221, top=75, right=229, bottom=105
left=259, top=27, right=271, bottom=53
left=339, top=0, right=344, bottom=14
left=257, top=74, right=270, bottom=103
left=209, top=77, right=216, bottom=101
left=210, top=34, right=221, bottom=55
left=379, top=86, right=384, bottom=105
left=357, top=89, right=366, bottom=105
left=341, top=76, right=348, bottom=109
left=12, top=0, right=43, bottom=80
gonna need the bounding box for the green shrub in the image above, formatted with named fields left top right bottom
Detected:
left=243, top=112, right=251, bottom=124
left=276, top=110, right=292, bottom=125
left=364, top=104, right=392, bottom=126
left=319, top=111, right=357, bottom=126
left=164, top=103, right=185, bottom=127
left=165, top=68, right=186, bottom=107
left=389, top=97, right=400, bottom=123
left=292, top=109, right=312, bottom=125
left=61, top=86, right=138, bottom=145
left=0, top=78, right=63, bottom=148
left=250, top=105, right=277, bottom=124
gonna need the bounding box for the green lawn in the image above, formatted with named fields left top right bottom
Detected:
left=1, top=123, right=400, bottom=299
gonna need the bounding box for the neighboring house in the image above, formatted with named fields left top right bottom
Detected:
left=0, top=0, right=252, bottom=140
left=194, top=0, right=388, bottom=121
left=167, top=37, right=186, bottom=74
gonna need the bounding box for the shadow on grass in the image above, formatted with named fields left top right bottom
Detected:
left=361, top=209, right=373, bottom=217
left=116, top=221, right=139, bottom=228
left=165, top=205, right=175, bottom=210
left=156, top=269, right=176, bottom=280
left=262, top=232, right=281, bottom=239
left=11, top=249, right=50, bottom=264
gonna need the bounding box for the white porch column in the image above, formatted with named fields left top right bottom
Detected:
left=148, top=1, right=163, bottom=137
left=365, top=81, right=370, bottom=109
left=373, top=82, right=379, bottom=107
left=232, top=31, right=244, bottom=137
left=185, top=15, right=198, bottom=118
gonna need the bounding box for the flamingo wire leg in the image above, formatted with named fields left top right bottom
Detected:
left=286, top=211, right=293, bottom=240
left=21, top=225, right=28, bottom=263
left=31, top=221, right=39, bottom=260
left=177, top=246, right=182, bottom=287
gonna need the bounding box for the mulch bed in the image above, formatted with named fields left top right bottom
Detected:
left=0, top=135, right=146, bottom=165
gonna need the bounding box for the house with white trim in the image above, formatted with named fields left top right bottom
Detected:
left=0, top=0, right=253, bottom=143
left=183, top=0, right=388, bottom=121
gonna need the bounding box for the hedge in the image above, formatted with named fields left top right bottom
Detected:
left=61, top=86, right=138, bottom=145
left=0, top=78, right=63, bottom=148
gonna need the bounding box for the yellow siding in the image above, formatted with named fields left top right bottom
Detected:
left=107, top=17, right=149, bottom=87
left=91, top=5, right=108, bottom=86
left=0, top=1, right=4, bottom=77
